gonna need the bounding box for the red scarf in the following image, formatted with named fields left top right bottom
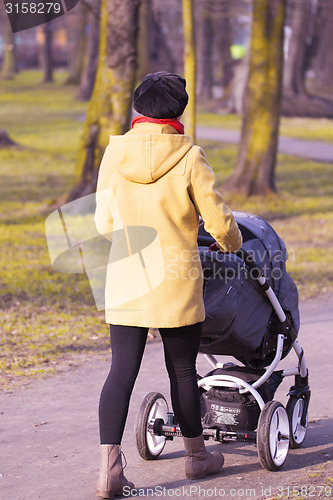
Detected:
left=131, top=116, right=184, bottom=135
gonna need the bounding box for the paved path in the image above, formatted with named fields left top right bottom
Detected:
left=1, top=294, right=333, bottom=500
left=197, top=127, right=333, bottom=163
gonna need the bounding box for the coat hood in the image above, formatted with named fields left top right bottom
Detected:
left=108, top=124, right=193, bottom=184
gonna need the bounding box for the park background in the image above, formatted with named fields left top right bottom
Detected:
left=1, top=1, right=333, bottom=499
left=0, top=0, right=332, bottom=391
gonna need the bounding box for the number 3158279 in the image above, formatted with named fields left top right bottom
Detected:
left=5, top=2, right=61, bottom=14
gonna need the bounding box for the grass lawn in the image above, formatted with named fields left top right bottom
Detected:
left=0, top=71, right=108, bottom=389
left=0, top=70, right=332, bottom=389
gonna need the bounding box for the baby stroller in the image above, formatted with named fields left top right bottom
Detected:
left=135, top=212, right=310, bottom=471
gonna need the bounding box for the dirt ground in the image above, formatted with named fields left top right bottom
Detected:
left=1, top=294, right=333, bottom=499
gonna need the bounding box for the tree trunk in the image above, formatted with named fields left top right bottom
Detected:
left=0, top=129, right=16, bottom=147
left=1, top=22, right=16, bottom=80
left=182, top=0, right=196, bottom=141
left=40, top=24, right=54, bottom=83
left=281, top=0, right=333, bottom=117
left=224, top=0, right=286, bottom=197
left=136, top=0, right=151, bottom=81
left=216, top=0, right=234, bottom=89
left=311, top=0, right=333, bottom=91
left=197, top=0, right=213, bottom=100
left=219, top=55, right=248, bottom=114
left=76, top=0, right=101, bottom=100
left=217, top=0, right=248, bottom=113
left=66, top=1, right=89, bottom=85
left=68, top=0, right=140, bottom=201
left=149, top=6, right=177, bottom=74
left=283, top=0, right=312, bottom=97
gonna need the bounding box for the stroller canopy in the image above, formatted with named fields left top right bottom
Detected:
left=198, top=211, right=299, bottom=366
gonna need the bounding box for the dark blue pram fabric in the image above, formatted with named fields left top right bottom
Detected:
left=198, top=211, right=299, bottom=366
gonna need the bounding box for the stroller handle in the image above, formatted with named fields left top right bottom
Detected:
left=197, top=236, right=262, bottom=279
left=197, top=235, right=216, bottom=247
left=234, top=248, right=262, bottom=279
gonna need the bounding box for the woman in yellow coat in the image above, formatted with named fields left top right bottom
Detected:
left=94, top=72, right=242, bottom=498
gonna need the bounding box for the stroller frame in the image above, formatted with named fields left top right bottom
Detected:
left=135, top=247, right=310, bottom=471
left=199, top=247, right=308, bottom=412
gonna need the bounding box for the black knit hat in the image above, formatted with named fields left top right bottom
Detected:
left=133, top=71, right=189, bottom=119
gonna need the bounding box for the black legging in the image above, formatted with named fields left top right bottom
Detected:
left=99, top=323, right=203, bottom=444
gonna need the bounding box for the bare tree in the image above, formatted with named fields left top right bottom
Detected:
left=282, top=0, right=333, bottom=116
left=1, top=22, right=16, bottom=80
left=225, top=0, right=286, bottom=196
left=183, top=0, right=196, bottom=141
left=0, top=21, right=17, bottom=146
left=136, top=0, right=151, bottom=81
left=77, top=0, right=101, bottom=100
left=283, top=0, right=312, bottom=97
left=219, top=55, right=248, bottom=114
left=40, top=23, right=54, bottom=83
left=66, top=1, right=89, bottom=85
left=196, top=0, right=236, bottom=102
left=196, top=0, right=213, bottom=100
left=217, top=2, right=234, bottom=89
left=68, top=0, right=140, bottom=201
left=311, top=0, right=333, bottom=92
left=149, top=1, right=177, bottom=74
left=215, top=0, right=251, bottom=114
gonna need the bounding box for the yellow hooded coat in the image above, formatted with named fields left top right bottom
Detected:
left=94, top=122, right=242, bottom=328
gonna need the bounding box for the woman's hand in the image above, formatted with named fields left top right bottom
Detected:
left=208, top=241, right=231, bottom=254
left=208, top=242, right=222, bottom=253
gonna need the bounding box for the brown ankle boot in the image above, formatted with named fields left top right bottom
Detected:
left=183, top=434, right=224, bottom=480
left=96, top=445, right=134, bottom=499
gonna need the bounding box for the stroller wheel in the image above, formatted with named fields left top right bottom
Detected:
left=135, top=392, right=169, bottom=460
left=286, top=396, right=308, bottom=448
left=257, top=401, right=290, bottom=471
